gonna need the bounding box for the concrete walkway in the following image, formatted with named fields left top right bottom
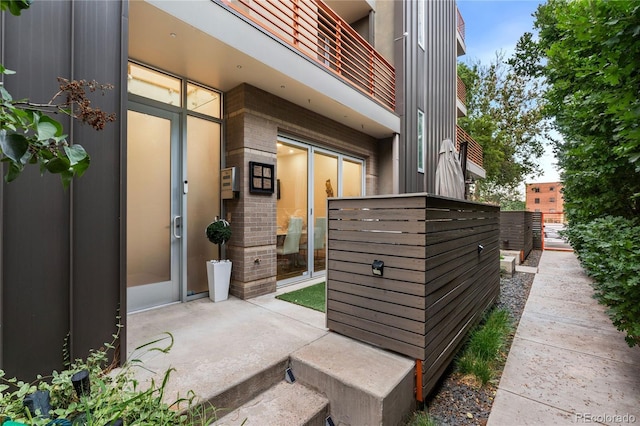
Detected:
left=488, top=251, right=640, bottom=425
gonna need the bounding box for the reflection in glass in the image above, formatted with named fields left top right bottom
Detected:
left=127, top=111, right=171, bottom=287
left=313, top=152, right=338, bottom=274
left=186, top=83, right=221, bottom=118
left=276, top=143, right=308, bottom=281
left=342, top=158, right=363, bottom=197
left=187, top=117, right=221, bottom=295
left=127, top=62, right=181, bottom=106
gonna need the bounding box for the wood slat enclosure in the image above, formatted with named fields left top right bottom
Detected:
left=499, top=211, right=534, bottom=261
left=326, top=194, right=500, bottom=399
left=532, top=211, right=543, bottom=250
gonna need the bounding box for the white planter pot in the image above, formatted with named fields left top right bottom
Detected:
left=206, top=260, right=232, bottom=302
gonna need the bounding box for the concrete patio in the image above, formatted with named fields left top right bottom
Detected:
left=126, top=280, right=416, bottom=425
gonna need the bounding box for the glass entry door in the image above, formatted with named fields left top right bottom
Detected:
left=127, top=104, right=181, bottom=311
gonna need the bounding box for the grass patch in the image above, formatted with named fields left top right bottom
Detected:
left=456, top=308, right=512, bottom=385
left=405, top=412, right=439, bottom=426
left=276, top=282, right=326, bottom=312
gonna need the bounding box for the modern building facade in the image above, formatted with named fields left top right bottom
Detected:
left=525, top=182, right=564, bottom=216
left=1, top=0, right=484, bottom=379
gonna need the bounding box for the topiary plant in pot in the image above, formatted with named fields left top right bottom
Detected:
left=205, top=217, right=232, bottom=302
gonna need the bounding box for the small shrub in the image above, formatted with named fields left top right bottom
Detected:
left=455, top=308, right=512, bottom=385
left=564, top=216, right=640, bottom=347
left=406, top=411, right=439, bottom=426
left=0, top=330, right=214, bottom=425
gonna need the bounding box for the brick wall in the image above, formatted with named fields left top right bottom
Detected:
left=224, top=84, right=381, bottom=298
left=525, top=182, right=564, bottom=213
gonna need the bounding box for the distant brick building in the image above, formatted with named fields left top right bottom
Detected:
left=525, top=182, right=564, bottom=219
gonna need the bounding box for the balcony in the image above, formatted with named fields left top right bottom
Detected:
left=457, top=75, right=467, bottom=117
left=456, top=8, right=466, bottom=56
left=221, top=0, right=395, bottom=111
left=456, top=125, right=486, bottom=179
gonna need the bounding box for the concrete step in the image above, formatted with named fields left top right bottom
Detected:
left=212, top=380, right=329, bottom=426
left=290, top=333, right=416, bottom=426
left=205, top=357, right=289, bottom=421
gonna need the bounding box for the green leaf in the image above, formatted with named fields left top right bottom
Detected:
left=37, top=115, right=64, bottom=140
left=45, top=157, right=70, bottom=174
left=64, top=144, right=88, bottom=165
left=0, top=64, right=16, bottom=74
left=0, top=130, right=29, bottom=162
left=5, top=161, right=23, bottom=182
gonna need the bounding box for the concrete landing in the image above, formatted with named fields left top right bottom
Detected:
left=488, top=251, right=640, bottom=425
left=291, top=333, right=416, bottom=426
left=127, top=280, right=416, bottom=425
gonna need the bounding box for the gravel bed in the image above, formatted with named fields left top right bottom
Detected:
left=422, top=250, right=541, bottom=426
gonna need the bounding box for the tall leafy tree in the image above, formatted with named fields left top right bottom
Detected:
left=532, top=0, right=640, bottom=223
left=458, top=52, right=550, bottom=206
left=525, top=0, right=640, bottom=346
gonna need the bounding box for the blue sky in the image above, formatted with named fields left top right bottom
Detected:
left=457, top=0, right=560, bottom=184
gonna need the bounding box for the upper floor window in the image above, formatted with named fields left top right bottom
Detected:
left=534, top=198, right=540, bottom=204
left=532, top=187, right=540, bottom=193
left=549, top=197, right=556, bottom=203
left=417, top=0, right=425, bottom=50
left=549, top=186, right=555, bottom=191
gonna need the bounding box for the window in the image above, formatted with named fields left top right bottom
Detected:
left=549, top=186, right=555, bottom=191
left=549, top=197, right=555, bottom=203
left=417, top=109, right=425, bottom=173
left=532, top=187, right=540, bottom=193
left=534, top=198, right=540, bottom=204
left=417, top=0, right=425, bottom=50
left=535, top=209, right=540, bottom=212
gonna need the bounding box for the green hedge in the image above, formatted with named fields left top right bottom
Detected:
left=564, top=216, right=640, bottom=347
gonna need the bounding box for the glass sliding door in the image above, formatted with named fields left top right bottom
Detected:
left=276, top=136, right=365, bottom=284
left=276, top=142, right=309, bottom=282
left=312, top=150, right=338, bottom=274
left=127, top=105, right=181, bottom=311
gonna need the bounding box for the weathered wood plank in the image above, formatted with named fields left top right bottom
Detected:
left=327, top=290, right=424, bottom=322
left=328, top=320, right=426, bottom=360
left=329, top=240, right=426, bottom=259
left=329, top=311, right=425, bottom=347
left=329, top=270, right=427, bottom=297
left=330, top=208, right=426, bottom=221
left=328, top=249, right=427, bottom=271
left=329, top=300, right=426, bottom=334
left=425, top=223, right=499, bottom=246
left=329, top=229, right=426, bottom=246
left=426, top=217, right=498, bottom=233
left=328, top=260, right=426, bottom=285
left=330, top=219, right=426, bottom=233
left=425, top=209, right=500, bottom=220
left=327, top=280, right=426, bottom=309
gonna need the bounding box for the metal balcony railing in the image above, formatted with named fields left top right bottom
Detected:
left=456, top=125, right=483, bottom=167
left=220, top=0, right=395, bottom=111
left=457, top=8, right=465, bottom=41
left=457, top=75, right=466, bottom=106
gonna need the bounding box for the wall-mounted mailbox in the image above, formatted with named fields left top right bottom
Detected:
left=221, top=167, right=238, bottom=199
left=372, top=260, right=384, bottom=276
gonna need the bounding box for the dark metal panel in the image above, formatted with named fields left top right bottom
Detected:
left=1, top=1, right=73, bottom=380
left=70, top=0, right=125, bottom=363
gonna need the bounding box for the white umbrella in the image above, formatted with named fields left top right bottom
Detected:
left=435, top=138, right=465, bottom=199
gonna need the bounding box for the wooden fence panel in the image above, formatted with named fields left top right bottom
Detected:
left=326, top=194, right=500, bottom=399
left=500, top=211, right=534, bottom=260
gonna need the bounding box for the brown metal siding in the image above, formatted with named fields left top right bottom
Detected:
left=0, top=0, right=125, bottom=380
